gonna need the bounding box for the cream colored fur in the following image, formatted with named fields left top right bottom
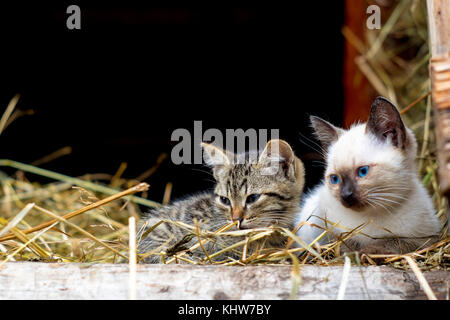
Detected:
left=295, top=122, right=441, bottom=253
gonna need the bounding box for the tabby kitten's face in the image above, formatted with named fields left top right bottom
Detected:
left=202, top=139, right=305, bottom=230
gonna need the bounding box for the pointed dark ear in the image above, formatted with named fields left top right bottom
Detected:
left=310, top=115, right=344, bottom=151
left=366, top=97, right=407, bottom=149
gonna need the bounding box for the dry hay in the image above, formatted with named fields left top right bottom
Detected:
left=0, top=0, right=448, bottom=299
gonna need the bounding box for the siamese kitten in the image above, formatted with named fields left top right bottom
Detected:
left=138, top=139, right=305, bottom=263
left=295, top=97, right=441, bottom=254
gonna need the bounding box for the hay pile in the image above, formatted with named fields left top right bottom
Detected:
left=0, top=1, right=448, bottom=275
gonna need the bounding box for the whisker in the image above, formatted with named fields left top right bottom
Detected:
left=299, top=132, right=327, bottom=159
left=369, top=195, right=402, bottom=206
left=370, top=192, right=408, bottom=201
left=366, top=198, right=394, bottom=215
left=367, top=186, right=411, bottom=192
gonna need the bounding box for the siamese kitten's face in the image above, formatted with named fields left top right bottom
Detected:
left=312, top=97, right=417, bottom=213
left=202, top=140, right=305, bottom=229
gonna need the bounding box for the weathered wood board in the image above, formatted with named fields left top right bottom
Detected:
left=427, top=0, right=450, bottom=233
left=0, top=262, right=448, bottom=300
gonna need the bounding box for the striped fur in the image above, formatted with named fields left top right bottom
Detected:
left=138, top=139, right=305, bottom=263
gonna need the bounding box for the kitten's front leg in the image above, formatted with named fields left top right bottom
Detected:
left=358, top=240, right=401, bottom=255
left=358, top=236, right=439, bottom=255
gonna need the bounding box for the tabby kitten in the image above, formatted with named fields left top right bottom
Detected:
left=295, top=97, right=442, bottom=254
left=138, top=139, right=305, bottom=263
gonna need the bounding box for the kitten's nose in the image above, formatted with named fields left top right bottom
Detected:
left=231, top=208, right=244, bottom=224
left=340, top=184, right=356, bottom=207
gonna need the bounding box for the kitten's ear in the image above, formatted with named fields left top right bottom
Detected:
left=366, top=96, right=407, bottom=149
left=259, top=139, right=294, bottom=164
left=201, top=142, right=231, bottom=167
left=259, top=139, right=297, bottom=177
left=310, top=115, right=344, bottom=150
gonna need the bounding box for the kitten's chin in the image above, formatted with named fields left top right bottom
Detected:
left=339, top=199, right=367, bottom=212
left=238, top=221, right=267, bottom=230
left=340, top=200, right=390, bottom=215
left=240, top=221, right=284, bottom=229
left=227, top=220, right=250, bottom=230
left=238, top=221, right=253, bottom=230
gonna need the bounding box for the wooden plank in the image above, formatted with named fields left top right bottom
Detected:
left=427, top=0, right=450, bottom=193
left=430, top=55, right=450, bottom=197
left=0, top=262, right=448, bottom=300
left=427, top=0, right=450, bottom=56
left=427, top=0, right=450, bottom=234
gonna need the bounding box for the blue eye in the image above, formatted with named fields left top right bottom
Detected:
left=358, top=166, right=370, bottom=178
left=330, top=174, right=340, bottom=184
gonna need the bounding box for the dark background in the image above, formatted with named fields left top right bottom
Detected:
left=0, top=2, right=344, bottom=203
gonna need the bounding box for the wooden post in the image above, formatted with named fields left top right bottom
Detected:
left=342, top=0, right=375, bottom=128
left=427, top=0, right=450, bottom=234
